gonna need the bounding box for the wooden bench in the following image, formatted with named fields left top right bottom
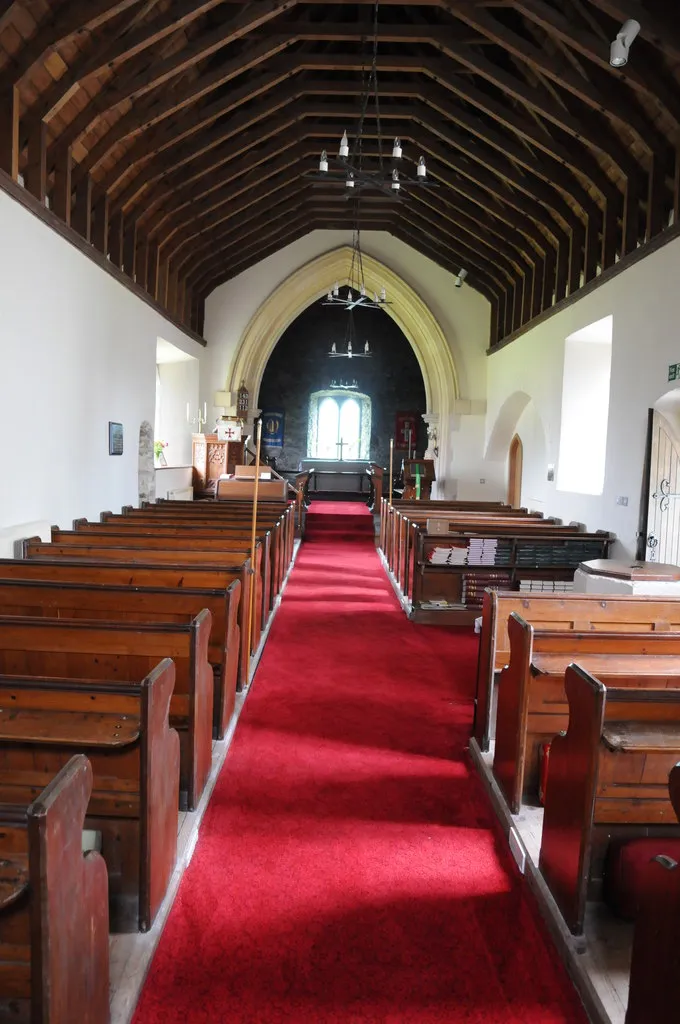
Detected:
left=493, top=613, right=680, bottom=813
left=141, top=499, right=296, bottom=567
left=0, top=660, right=179, bottom=931
left=0, top=577, right=240, bottom=739
left=9, top=551, right=255, bottom=689
left=0, top=613, right=213, bottom=811
left=97, top=512, right=285, bottom=610
left=539, top=665, right=680, bottom=933
left=0, top=755, right=109, bottom=1023
left=475, top=590, right=680, bottom=752
left=625, top=763, right=680, bottom=1024
left=35, top=532, right=268, bottom=643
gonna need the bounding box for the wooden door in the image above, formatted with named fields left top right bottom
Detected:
left=645, top=411, right=680, bottom=563
left=507, top=434, right=523, bottom=508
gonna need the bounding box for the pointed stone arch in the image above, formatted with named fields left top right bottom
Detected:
left=228, top=246, right=459, bottom=482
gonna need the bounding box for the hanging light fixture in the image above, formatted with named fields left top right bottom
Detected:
left=324, top=218, right=390, bottom=310
left=306, top=0, right=438, bottom=199
left=328, top=309, right=373, bottom=359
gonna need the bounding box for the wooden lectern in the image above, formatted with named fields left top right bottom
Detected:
left=402, top=459, right=436, bottom=500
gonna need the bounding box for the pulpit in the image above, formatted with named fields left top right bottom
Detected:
left=192, top=434, right=246, bottom=497
left=402, top=459, right=436, bottom=500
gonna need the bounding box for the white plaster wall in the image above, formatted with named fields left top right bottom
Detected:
left=485, top=233, right=680, bottom=556
left=0, top=190, right=203, bottom=531
left=202, top=229, right=490, bottom=494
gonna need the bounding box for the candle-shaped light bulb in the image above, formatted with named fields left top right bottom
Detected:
left=392, top=137, right=402, bottom=159
left=333, top=281, right=339, bottom=297
left=380, top=286, right=386, bottom=301
left=319, top=149, right=328, bottom=173
left=339, top=131, right=349, bottom=158
left=186, top=402, right=190, bottom=422
left=391, top=169, right=400, bottom=191
left=417, top=155, right=427, bottom=178
left=203, top=402, right=207, bottom=420
left=364, top=340, right=370, bottom=353
left=346, top=172, right=355, bottom=188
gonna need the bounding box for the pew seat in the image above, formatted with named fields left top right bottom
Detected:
left=0, top=613, right=212, bottom=811
left=0, top=661, right=180, bottom=932
left=0, top=756, right=109, bottom=1022
left=539, top=665, right=680, bottom=933
left=604, top=835, right=680, bottom=920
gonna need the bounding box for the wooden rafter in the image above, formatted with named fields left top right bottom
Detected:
left=1, top=0, right=678, bottom=344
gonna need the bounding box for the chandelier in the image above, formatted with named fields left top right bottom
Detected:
left=323, top=222, right=389, bottom=310
left=307, top=0, right=437, bottom=199
left=329, top=308, right=373, bottom=359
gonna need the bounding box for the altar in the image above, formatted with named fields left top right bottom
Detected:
left=301, top=459, right=371, bottom=494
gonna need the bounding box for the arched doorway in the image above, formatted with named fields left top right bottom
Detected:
left=226, top=246, right=457, bottom=487
left=507, top=434, right=523, bottom=508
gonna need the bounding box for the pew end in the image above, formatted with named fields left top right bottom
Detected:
left=0, top=755, right=110, bottom=1023
left=540, top=666, right=680, bottom=934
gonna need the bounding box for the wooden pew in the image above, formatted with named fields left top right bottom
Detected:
left=143, top=499, right=296, bottom=567
left=0, top=755, right=109, bottom=1023
left=539, top=665, right=680, bottom=933
left=0, top=614, right=213, bottom=811
left=0, top=577, right=239, bottom=739
left=475, top=590, right=680, bottom=752
left=40, top=528, right=270, bottom=638
left=15, top=547, right=257, bottom=686
left=0, top=660, right=179, bottom=931
left=625, top=764, right=680, bottom=1024
left=95, top=514, right=284, bottom=610
left=494, top=613, right=680, bottom=813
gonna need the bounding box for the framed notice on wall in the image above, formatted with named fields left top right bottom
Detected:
left=108, top=421, right=124, bottom=456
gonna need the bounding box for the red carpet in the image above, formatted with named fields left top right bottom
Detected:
left=133, top=505, right=587, bottom=1023
left=304, top=500, right=375, bottom=542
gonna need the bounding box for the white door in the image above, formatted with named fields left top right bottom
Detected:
left=646, top=410, right=680, bottom=564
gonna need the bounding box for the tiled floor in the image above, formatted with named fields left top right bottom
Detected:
left=477, top=743, right=632, bottom=1024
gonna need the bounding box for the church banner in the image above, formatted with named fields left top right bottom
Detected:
left=395, top=411, right=419, bottom=451
left=262, top=411, right=285, bottom=449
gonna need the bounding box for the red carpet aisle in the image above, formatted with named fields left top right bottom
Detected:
left=134, top=502, right=587, bottom=1024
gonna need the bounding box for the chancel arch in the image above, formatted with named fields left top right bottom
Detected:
left=227, top=247, right=458, bottom=482
left=258, top=293, right=426, bottom=481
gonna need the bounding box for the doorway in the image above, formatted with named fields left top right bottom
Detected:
left=644, top=409, right=680, bottom=564
left=507, top=434, right=523, bottom=508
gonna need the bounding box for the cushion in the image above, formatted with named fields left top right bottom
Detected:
left=603, top=838, right=680, bottom=921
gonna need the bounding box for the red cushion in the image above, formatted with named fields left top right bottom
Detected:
left=604, top=839, right=680, bottom=921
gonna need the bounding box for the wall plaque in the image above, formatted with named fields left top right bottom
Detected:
left=109, top=421, right=124, bottom=456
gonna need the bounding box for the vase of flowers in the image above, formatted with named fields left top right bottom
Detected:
left=153, top=440, right=168, bottom=467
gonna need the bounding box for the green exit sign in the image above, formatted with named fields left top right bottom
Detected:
left=669, top=363, right=680, bottom=381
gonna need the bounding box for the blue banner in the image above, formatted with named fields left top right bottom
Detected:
left=262, top=410, right=285, bottom=448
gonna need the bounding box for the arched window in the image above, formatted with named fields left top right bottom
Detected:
left=308, top=390, right=371, bottom=460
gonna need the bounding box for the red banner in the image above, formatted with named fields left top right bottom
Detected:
left=395, top=412, right=419, bottom=451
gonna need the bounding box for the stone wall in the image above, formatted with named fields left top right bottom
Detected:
left=258, top=299, right=427, bottom=470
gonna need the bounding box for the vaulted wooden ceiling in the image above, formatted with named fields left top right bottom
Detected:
left=1, top=0, right=679, bottom=346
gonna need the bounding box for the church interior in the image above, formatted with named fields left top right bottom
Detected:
left=3, top=1, right=680, bottom=1022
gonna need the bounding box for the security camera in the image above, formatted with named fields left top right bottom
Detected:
left=455, top=268, right=468, bottom=289
left=610, top=19, right=641, bottom=68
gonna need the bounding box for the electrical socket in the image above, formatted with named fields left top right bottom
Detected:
left=479, top=478, right=486, bottom=484
left=616, top=496, right=629, bottom=506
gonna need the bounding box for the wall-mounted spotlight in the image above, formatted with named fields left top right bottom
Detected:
left=455, top=268, right=468, bottom=289
left=610, top=19, right=641, bottom=67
